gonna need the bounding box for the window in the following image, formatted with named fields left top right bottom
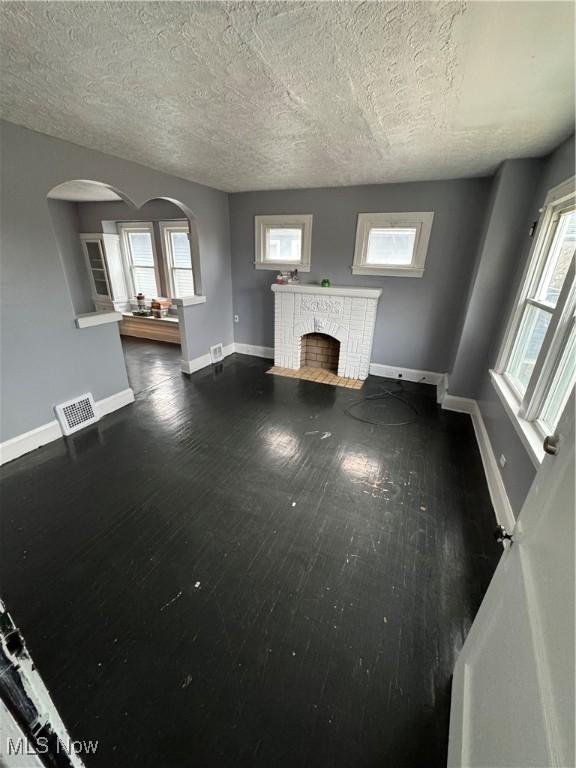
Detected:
left=493, top=176, right=575, bottom=460
left=160, top=221, right=195, bottom=298
left=352, top=212, right=434, bottom=277
left=118, top=222, right=159, bottom=298
left=118, top=220, right=199, bottom=303
left=255, top=214, right=313, bottom=271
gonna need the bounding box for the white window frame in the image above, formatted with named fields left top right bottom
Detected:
left=492, top=175, right=576, bottom=465
left=159, top=220, right=195, bottom=299
left=352, top=212, right=434, bottom=277
left=254, top=214, right=313, bottom=271
left=117, top=222, right=161, bottom=298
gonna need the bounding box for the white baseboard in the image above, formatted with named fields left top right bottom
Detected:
left=442, top=393, right=515, bottom=531
left=96, top=387, right=135, bottom=417
left=436, top=372, right=449, bottom=404
left=181, top=352, right=212, bottom=374
left=0, top=421, right=63, bottom=466
left=231, top=349, right=443, bottom=381
left=441, top=393, right=477, bottom=414
left=234, top=342, right=274, bottom=359
left=180, top=343, right=235, bottom=374
left=369, top=363, right=445, bottom=385
left=180, top=341, right=275, bottom=372
left=0, top=387, right=135, bottom=466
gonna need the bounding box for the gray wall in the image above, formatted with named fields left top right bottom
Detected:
left=48, top=199, right=94, bottom=315
left=0, top=120, right=233, bottom=442
left=77, top=199, right=185, bottom=232
left=229, top=179, right=492, bottom=371
left=462, top=135, right=575, bottom=515
left=449, top=158, right=544, bottom=398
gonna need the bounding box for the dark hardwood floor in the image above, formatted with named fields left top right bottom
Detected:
left=0, top=353, right=501, bottom=767
left=120, top=335, right=182, bottom=395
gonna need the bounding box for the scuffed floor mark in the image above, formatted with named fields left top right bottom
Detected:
left=181, top=674, right=193, bottom=689
left=160, top=591, right=183, bottom=612
left=305, top=431, right=332, bottom=439
left=353, top=477, right=400, bottom=500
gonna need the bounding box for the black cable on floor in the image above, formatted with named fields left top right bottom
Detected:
left=343, top=381, right=420, bottom=427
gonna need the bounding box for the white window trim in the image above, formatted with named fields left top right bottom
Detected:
left=159, top=220, right=196, bottom=299
left=352, top=212, right=434, bottom=277
left=492, top=175, right=576, bottom=459
left=254, top=214, right=313, bottom=271
left=117, top=221, right=161, bottom=299
left=496, top=176, right=576, bottom=371
left=489, top=370, right=545, bottom=467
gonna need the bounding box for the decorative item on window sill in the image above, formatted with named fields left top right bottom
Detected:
left=150, top=297, right=171, bottom=318
left=275, top=269, right=300, bottom=285
left=132, top=292, right=150, bottom=317
left=321, top=278, right=331, bottom=288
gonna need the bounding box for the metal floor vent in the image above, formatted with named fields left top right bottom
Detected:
left=55, top=393, right=99, bottom=436
left=210, top=343, right=224, bottom=364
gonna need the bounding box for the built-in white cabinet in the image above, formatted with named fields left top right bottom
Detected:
left=80, top=234, right=129, bottom=312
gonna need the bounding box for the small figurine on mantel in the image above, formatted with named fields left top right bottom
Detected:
left=274, top=269, right=300, bottom=285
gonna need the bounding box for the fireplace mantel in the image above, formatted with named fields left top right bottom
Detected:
left=271, top=282, right=382, bottom=380
left=271, top=283, right=382, bottom=299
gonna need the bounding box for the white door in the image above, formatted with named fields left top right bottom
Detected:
left=448, top=391, right=575, bottom=768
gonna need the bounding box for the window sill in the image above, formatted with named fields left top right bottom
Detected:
left=351, top=266, right=424, bottom=278
left=255, top=262, right=310, bottom=272
left=489, top=370, right=544, bottom=467
left=173, top=296, right=207, bottom=307
left=122, top=312, right=179, bottom=324
left=75, top=311, right=122, bottom=329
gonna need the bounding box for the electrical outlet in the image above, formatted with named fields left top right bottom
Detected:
left=234, top=314, right=239, bottom=323
left=499, top=453, right=507, bottom=468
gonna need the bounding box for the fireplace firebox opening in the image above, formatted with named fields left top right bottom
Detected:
left=300, top=333, right=340, bottom=373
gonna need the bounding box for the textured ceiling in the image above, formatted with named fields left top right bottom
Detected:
left=1, top=1, right=574, bottom=192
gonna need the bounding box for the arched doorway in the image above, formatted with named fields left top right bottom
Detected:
left=47, top=180, right=201, bottom=394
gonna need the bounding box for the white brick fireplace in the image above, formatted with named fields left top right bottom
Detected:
left=271, top=284, right=382, bottom=380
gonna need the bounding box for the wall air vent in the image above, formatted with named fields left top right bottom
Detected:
left=210, top=343, right=224, bottom=364
left=55, top=393, right=99, bottom=436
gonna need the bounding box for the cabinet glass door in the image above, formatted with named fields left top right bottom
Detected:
left=84, top=240, right=110, bottom=298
